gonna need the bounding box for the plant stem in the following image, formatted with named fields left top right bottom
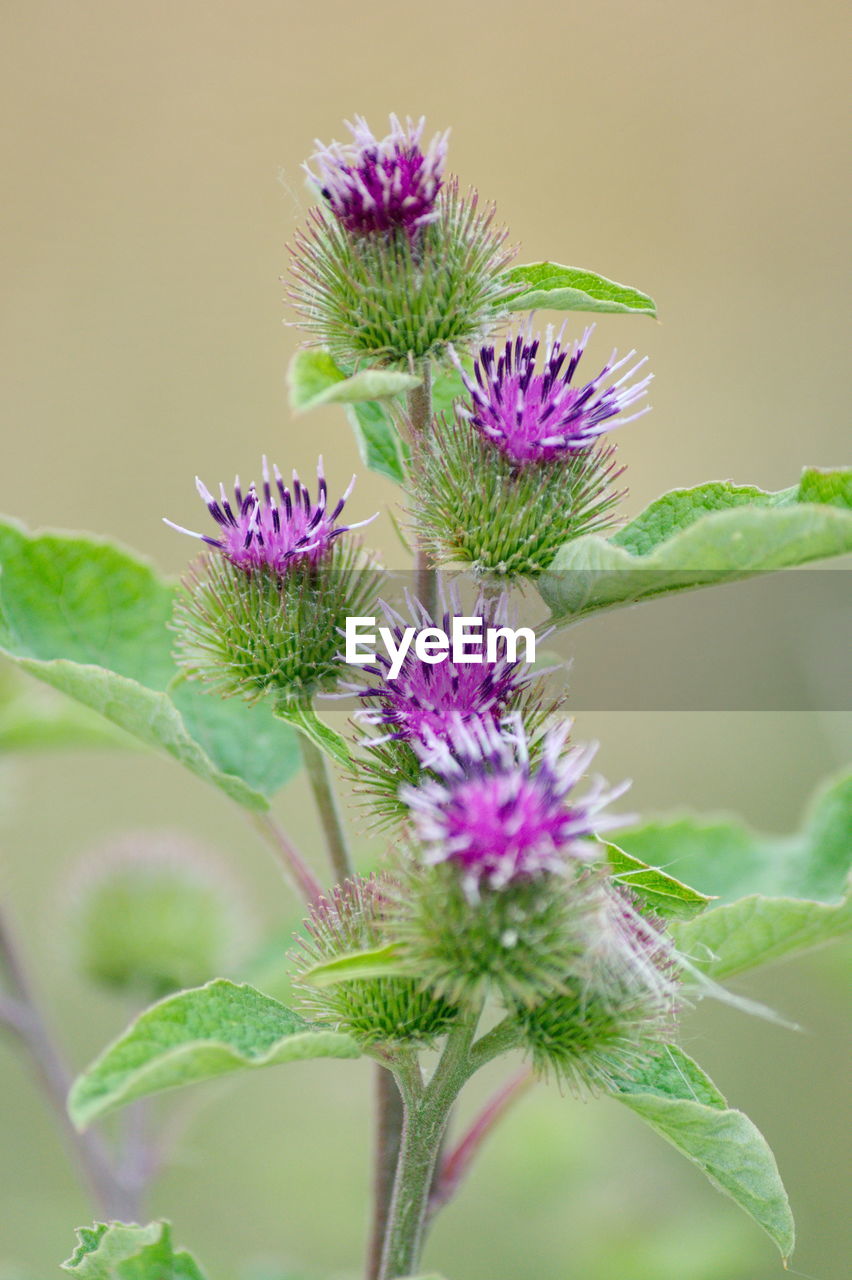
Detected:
left=0, top=906, right=141, bottom=1220
left=250, top=810, right=323, bottom=905
left=366, top=1066, right=406, bottom=1280
left=379, top=1010, right=481, bottom=1280
left=406, top=363, right=437, bottom=617
left=299, top=731, right=353, bottom=885
left=366, top=360, right=438, bottom=1279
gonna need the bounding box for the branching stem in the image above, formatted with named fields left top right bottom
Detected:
left=378, top=1007, right=482, bottom=1280
left=0, top=905, right=141, bottom=1220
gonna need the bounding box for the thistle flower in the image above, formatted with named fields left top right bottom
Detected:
left=168, top=459, right=379, bottom=705
left=290, top=874, right=457, bottom=1046
left=306, top=115, right=448, bottom=237
left=348, top=592, right=557, bottom=823
left=289, top=179, right=514, bottom=368
left=165, top=457, right=370, bottom=576
left=401, top=716, right=630, bottom=895
left=355, top=594, right=534, bottom=745
left=455, top=325, right=652, bottom=466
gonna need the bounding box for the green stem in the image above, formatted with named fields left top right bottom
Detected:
left=379, top=1011, right=481, bottom=1280
left=406, top=363, right=437, bottom=618
left=299, top=730, right=353, bottom=885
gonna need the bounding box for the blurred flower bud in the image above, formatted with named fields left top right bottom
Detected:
left=68, top=831, right=250, bottom=998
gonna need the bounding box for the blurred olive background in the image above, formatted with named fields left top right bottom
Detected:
left=1, top=1, right=850, bottom=1277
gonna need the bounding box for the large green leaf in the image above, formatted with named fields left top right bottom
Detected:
left=602, top=840, right=712, bottom=920
left=63, top=1221, right=207, bottom=1280
left=503, top=262, right=657, bottom=317
left=610, top=1047, right=794, bottom=1259
left=617, top=771, right=851, bottom=904
left=538, top=469, right=852, bottom=623
left=68, top=979, right=360, bottom=1129
left=0, top=670, right=132, bottom=751
left=287, top=348, right=421, bottom=413
left=671, top=893, right=851, bottom=979
left=0, top=520, right=299, bottom=809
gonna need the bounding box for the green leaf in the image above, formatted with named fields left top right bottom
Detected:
left=601, top=840, right=712, bottom=920
left=0, top=520, right=299, bottom=810
left=62, top=1220, right=207, bottom=1280
left=68, top=979, right=360, bottom=1129
left=538, top=469, right=852, bottom=624
left=503, top=262, right=657, bottom=317
left=345, top=398, right=409, bottom=485
left=274, top=699, right=352, bottom=769
left=610, top=1047, right=794, bottom=1259
left=670, top=893, right=851, bottom=979
left=0, top=673, right=133, bottom=751
left=300, top=942, right=405, bottom=988
left=287, top=348, right=421, bottom=413
left=617, top=771, right=851, bottom=904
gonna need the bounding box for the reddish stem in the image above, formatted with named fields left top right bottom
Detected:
left=428, top=1067, right=533, bottom=1216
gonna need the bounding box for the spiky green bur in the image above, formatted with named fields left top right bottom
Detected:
left=513, top=889, right=678, bottom=1091
left=389, top=859, right=607, bottom=1010
left=71, top=837, right=245, bottom=998
left=172, top=546, right=377, bottom=706
left=290, top=875, right=458, bottom=1046
left=411, top=413, right=624, bottom=577
left=289, top=181, right=514, bottom=368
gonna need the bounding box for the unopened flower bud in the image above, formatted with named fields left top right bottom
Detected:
left=68, top=832, right=248, bottom=998
left=290, top=874, right=457, bottom=1046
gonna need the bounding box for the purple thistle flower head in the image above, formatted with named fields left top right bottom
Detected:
left=165, top=456, right=374, bottom=575
left=454, top=324, right=652, bottom=466
left=354, top=593, right=533, bottom=746
left=306, top=115, right=449, bottom=236
left=401, top=716, right=631, bottom=895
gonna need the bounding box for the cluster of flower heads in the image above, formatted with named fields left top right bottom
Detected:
left=401, top=714, right=631, bottom=897
left=306, top=115, right=449, bottom=237
left=166, top=457, right=373, bottom=577
left=454, top=324, right=652, bottom=467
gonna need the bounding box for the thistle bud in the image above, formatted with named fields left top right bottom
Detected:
left=290, top=874, right=457, bottom=1046
left=167, top=458, right=378, bottom=706
left=290, top=117, right=514, bottom=368
left=68, top=832, right=248, bottom=998
left=512, top=886, right=679, bottom=1092
left=412, top=326, right=652, bottom=576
